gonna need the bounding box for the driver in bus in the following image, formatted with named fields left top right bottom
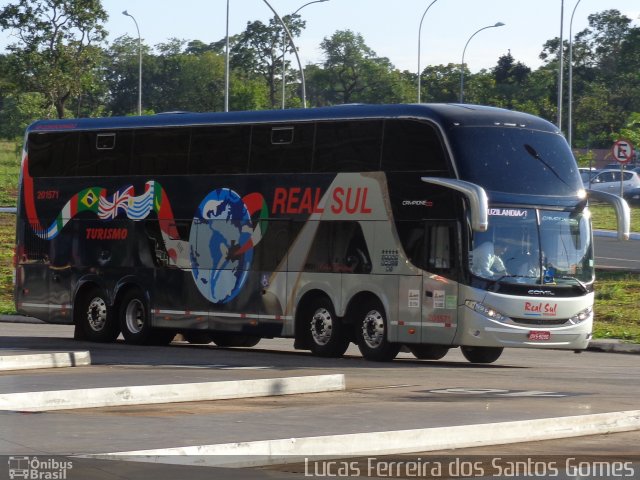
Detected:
left=471, top=239, right=508, bottom=278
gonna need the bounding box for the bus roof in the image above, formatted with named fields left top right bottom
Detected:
left=26, top=103, right=559, bottom=134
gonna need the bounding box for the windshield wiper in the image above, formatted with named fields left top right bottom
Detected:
left=555, top=275, right=589, bottom=293
left=524, top=144, right=571, bottom=188
left=490, top=274, right=535, bottom=290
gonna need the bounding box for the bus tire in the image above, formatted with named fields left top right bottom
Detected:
left=209, top=333, right=261, bottom=348
left=409, top=345, right=449, bottom=360
left=119, top=289, right=174, bottom=346
left=304, top=297, right=350, bottom=358
left=461, top=346, right=503, bottom=364
left=76, top=287, right=120, bottom=343
left=355, top=300, right=400, bottom=362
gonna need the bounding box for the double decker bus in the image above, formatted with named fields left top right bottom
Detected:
left=14, top=104, right=630, bottom=363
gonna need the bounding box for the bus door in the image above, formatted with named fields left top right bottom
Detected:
left=421, top=222, right=459, bottom=346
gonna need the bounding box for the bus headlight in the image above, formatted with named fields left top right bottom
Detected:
left=465, top=300, right=510, bottom=323
left=568, top=306, right=592, bottom=325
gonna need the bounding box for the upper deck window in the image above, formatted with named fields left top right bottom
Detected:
left=77, top=131, right=132, bottom=176
left=131, top=128, right=190, bottom=175
left=28, top=132, right=78, bottom=177
left=313, top=120, right=382, bottom=172
left=189, top=125, right=250, bottom=174
left=249, top=124, right=313, bottom=173
left=382, top=120, right=448, bottom=173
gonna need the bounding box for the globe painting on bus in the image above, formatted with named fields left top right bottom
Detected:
left=189, top=188, right=254, bottom=304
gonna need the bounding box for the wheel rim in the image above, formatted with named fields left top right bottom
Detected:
left=361, top=309, right=385, bottom=349
left=310, top=307, right=333, bottom=346
left=125, top=299, right=145, bottom=334
left=86, top=296, right=108, bottom=332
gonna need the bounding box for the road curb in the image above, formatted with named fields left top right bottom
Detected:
left=0, top=351, right=91, bottom=371
left=594, top=229, right=640, bottom=241
left=91, top=410, right=640, bottom=468
left=587, top=340, right=640, bottom=355
left=0, top=374, right=345, bottom=412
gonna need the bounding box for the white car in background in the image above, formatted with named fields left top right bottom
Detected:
left=587, top=169, right=640, bottom=197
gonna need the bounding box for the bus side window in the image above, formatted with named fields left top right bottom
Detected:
left=304, top=221, right=371, bottom=273
left=132, top=128, right=190, bottom=176
left=189, top=125, right=250, bottom=174
left=249, top=124, right=313, bottom=174
left=381, top=119, right=448, bottom=173
left=313, top=121, right=382, bottom=172
left=28, top=132, right=78, bottom=177
left=397, top=221, right=454, bottom=273
left=427, top=224, right=452, bottom=270
left=77, top=131, right=132, bottom=176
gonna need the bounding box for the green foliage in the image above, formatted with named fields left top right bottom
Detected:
left=0, top=140, right=19, bottom=206
left=0, top=92, right=56, bottom=138
left=0, top=0, right=109, bottom=119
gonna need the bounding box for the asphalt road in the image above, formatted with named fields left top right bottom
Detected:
left=594, top=233, right=640, bottom=271
left=1, top=322, right=639, bottom=479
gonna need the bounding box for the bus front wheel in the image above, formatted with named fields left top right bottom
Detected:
left=304, top=297, right=350, bottom=358
left=460, top=346, right=503, bottom=364
left=355, top=301, right=400, bottom=362
left=119, top=289, right=174, bottom=346
left=76, top=287, right=120, bottom=343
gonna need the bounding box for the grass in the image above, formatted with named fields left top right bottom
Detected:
left=0, top=140, right=20, bottom=206
left=593, top=271, right=640, bottom=343
left=0, top=139, right=637, bottom=341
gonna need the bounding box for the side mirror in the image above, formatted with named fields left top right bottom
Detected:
left=587, top=189, right=631, bottom=241
left=421, top=177, right=488, bottom=232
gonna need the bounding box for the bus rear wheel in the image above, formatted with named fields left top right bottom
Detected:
left=409, top=345, right=449, bottom=360
left=76, top=287, right=120, bottom=343
left=460, top=346, right=503, bottom=364
left=304, top=297, right=350, bottom=358
left=119, top=289, right=174, bottom=346
left=355, top=301, right=400, bottom=362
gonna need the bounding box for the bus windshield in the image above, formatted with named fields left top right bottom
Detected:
left=469, top=208, right=594, bottom=286
left=450, top=126, right=583, bottom=196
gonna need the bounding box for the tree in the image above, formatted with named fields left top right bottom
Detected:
left=491, top=52, right=531, bottom=109
left=418, top=64, right=460, bottom=103
left=315, top=30, right=412, bottom=105
left=231, top=15, right=305, bottom=109
left=0, top=0, right=108, bottom=119
left=0, top=92, right=56, bottom=138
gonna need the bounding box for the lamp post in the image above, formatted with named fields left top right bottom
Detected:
left=568, top=0, right=581, bottom=149
left=557, top=0, right=565, bottom=130
left=262, top=0, right=307, bottom=108
left=122, top=10, right=142, bottom=115
left=225, top=0, right=230, bottom=112
left=459, top=22, right=505, bottom=103
left=282, top=0, right=328, bottom=109
left=417, top=0, right=439, bottom=103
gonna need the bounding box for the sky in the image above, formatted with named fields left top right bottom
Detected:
left=1, top=0, right=639, bottom=73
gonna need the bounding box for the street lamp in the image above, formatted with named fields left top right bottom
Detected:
left=262, top=0, right=307, bottom=108
left=282, top=0, right=329, bottom=109
left=459, top=22, right=505, bottom=103
left=568, top=0, right=581, bottom=149
left=225, top=0, right=230, bottom=112
left=557, top=0, right=565, bottom=130
left=122, top=10, right=142, bottom=115
left=417, top=0, right=439, bottom=103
